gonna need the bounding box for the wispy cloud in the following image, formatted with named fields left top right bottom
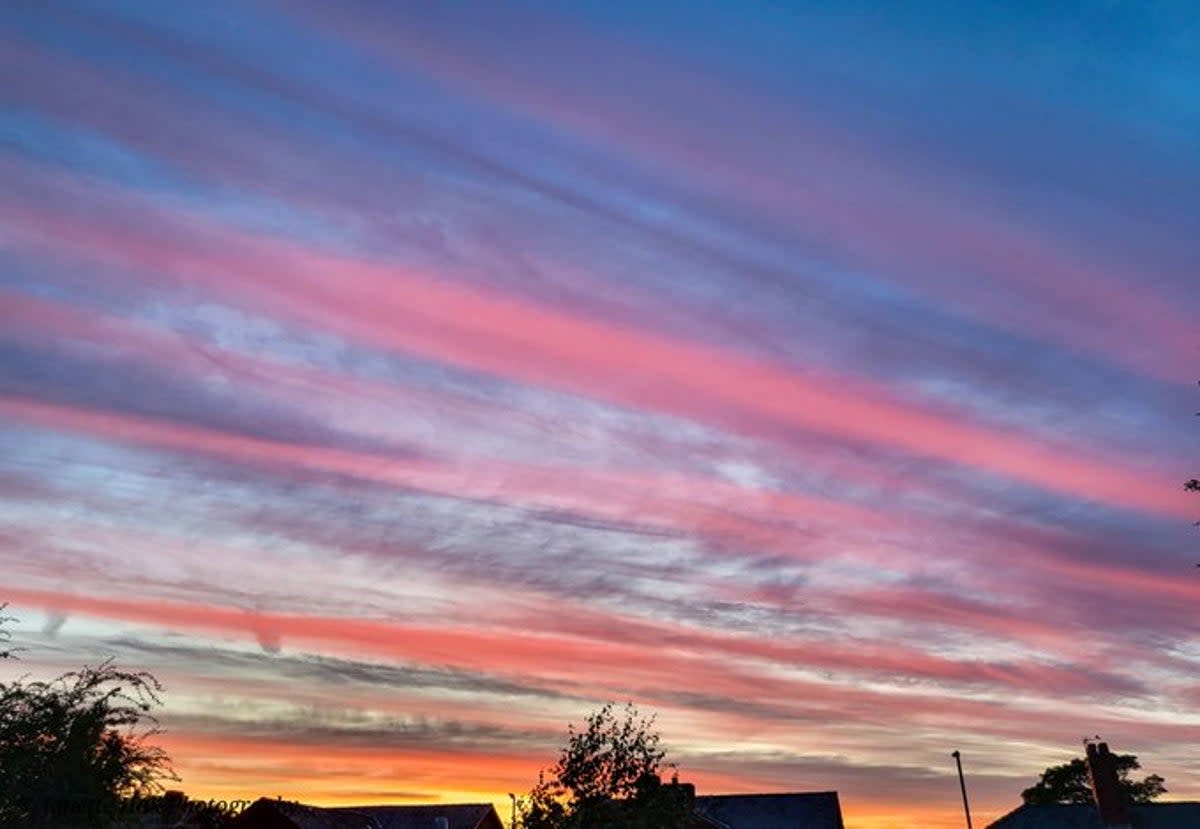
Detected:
left=2, top=2, right=1197, bottom=827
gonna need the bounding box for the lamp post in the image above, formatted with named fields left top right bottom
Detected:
left=508, top=792, right=517, bottom=829
left=951, top=750, right=974, bottom=829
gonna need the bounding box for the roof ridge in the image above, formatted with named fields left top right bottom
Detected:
left=697, top=791, right=840, bottom=798
left=337, top=803, right=493, bottom=812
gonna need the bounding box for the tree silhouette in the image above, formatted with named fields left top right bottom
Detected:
left=0, top=603, right=16, bottom=661
left=1189, top=381, right=1199, bottom=515
left=0, top=609, right=176, bottom=828
left=1021, top=754, right=1166, bottom=806
left=518, top=703, right=692, bottom=829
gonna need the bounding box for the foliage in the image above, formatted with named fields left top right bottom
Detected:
left=1021, top=754, right=1166, bottom=806
left=518, top=703, right=692, bottom=829
left=0, top=608, right=176, bottom=829
left=125, top=792, right=232, bottom=829
left=0, top=603, right=17, bottom=661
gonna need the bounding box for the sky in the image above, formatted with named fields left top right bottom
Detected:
left=1, top=1, right=1198, bottom=827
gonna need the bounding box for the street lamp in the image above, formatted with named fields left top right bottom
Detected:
left=952, top=750, right=973, bottom=829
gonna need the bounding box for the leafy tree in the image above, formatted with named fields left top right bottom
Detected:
left=0, top=609, right=176, bottom=828
left=518, top=703, right=692, bottom=829
left=125, top=791, right=232, bottom=829
left=1021, top=754, right=1166, bottom=806
left=0, top=603, right=16, bottom=661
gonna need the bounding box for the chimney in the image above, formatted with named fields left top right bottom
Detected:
left=1086, top=742, right=1132, bottom=828
left=664, top=780, right=696, bottom=812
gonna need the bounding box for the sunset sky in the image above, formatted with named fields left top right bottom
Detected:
left=1, top=2, right=1198, bottom=827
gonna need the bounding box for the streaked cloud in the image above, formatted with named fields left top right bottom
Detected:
left=2, top=2, right=1197, bottom=827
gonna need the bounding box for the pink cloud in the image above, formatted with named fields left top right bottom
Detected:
left=2, top=176, right=1189, bottom=522
left=296, top=1, right=1196, bottom=383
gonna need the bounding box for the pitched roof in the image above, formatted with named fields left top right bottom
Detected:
left=693, top=792, right=845, bottom=829
left=226, top=799, right=500, bottom=829
left=987, top=802, right=1200, bottom=829
left=228, top=798, right=377, bottom=829
left=333, top=803, right=499, bottom=829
